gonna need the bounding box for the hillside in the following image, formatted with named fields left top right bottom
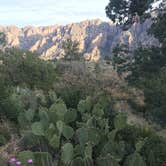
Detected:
left=0, top=19, right=158, bottom=60
left=0, top=0, right=166, bottom=165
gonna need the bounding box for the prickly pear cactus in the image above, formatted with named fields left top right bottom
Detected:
left=76, top=128, right=89, bottom=146
left=77, top=96, right=93, bottom=114
left=34, top=152, right=53, bottom=166
left=124, top=153, right=146, bottom=166
left=114, top=113, right=127, bottom=129
left=78, top=100, right=87, bottom=113
left=64, top=109, right=77, bottom=124
left=45, top=123, right=57, bottom=142
left=56, top=121, right=64, bottom=135
left=31, top=122, right=45, bottom=136
left=39, top=109, right=49, bottom=129
left=48, top=91, right=57, bottom=103
left=135, top=140, right=145, bottom=153
left=96, top=155, right=120, bottom=166
left=18, top=112, right=29, bottom=129
left=101, top=141, right=126, bottom=161
left=62, top=125, right=74, bottom=140
left=49, top=134, right=60, bottom=149
left=71, top=157, right=84, bottom=166
left=84, top=157, right=94, bottom=166
left=85, top=96, right=93, bottom=112
left=49, top=101, right=67, bottom=121
left=25, top=109, right=35, bottom=122
left=87, top=128, right=100, bottom=146
left=92, top=103, right=104, bottom=117
left=61, top=143, right=74, bottom=165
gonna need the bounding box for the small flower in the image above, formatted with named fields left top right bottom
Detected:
left=9, top=157, right=17, bottom=163
left=15, top=161, right=21, bottom=165
left=27, top=159, right=33, bottom=163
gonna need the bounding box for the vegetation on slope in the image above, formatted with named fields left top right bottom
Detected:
left=108, top=0, right=166, bottom=126
left=0, top=43, right=166, bottom=166
left=0, top=0, right=166, bottom=165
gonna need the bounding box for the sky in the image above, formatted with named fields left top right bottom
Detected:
left=0, top=0, right=110, bottom=27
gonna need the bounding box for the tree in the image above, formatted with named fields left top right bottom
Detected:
left=106, top=0, right=166, bottom=125
left=0, top=32, right=6, bottom=46
left=128, top=46, right=166, bottom=83
left=0, top=80, right=8, bottom=115
left=143, top=67, right=166, bottom=125
left=62, top=39, right=82, bottom=61
left=112, top=44, right=131, bottom=77
left=0, top=32, right=6, bottom=51
left=124, top=152, right=146, bottom=166
left=141, top=136, right=166, bottom=166
left=105, top=0, right=160, bottom=25
left=149, top=12, right=166, bottom=45
left=0, top=48, right=57, bottom=90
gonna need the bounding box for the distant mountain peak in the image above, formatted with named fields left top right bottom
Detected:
left=0, top=19, right=158, bottom=61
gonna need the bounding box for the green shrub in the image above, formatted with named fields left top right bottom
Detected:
left=34, top=152, right=53, bottom=166
left=0, top=48, right=57, bottom=90
left=141, top=136, right=166, bottom=166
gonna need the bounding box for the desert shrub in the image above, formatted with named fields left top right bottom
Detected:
left=56, top=85, right=85, bottom=108
left=0, top=48, right=57, bottom=90
left=141, top=136, right=166, bottom=166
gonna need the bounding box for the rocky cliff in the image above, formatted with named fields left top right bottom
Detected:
left=0, top=19, right=158, bottom=61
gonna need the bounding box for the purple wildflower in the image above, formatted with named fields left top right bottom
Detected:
left=9, top=157, right=17, bottom=163
left=27, top=159, right=33, bottom=163
left=15, top=161, right=21, bottom=165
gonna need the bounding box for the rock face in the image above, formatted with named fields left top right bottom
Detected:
left=0, top=19, right=158, bottom=61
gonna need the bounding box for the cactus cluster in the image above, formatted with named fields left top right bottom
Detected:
left=15, top=93, right=149, bottom=166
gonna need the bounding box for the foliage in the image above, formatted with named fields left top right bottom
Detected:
left=0, top=48, right=57, bottom=90
left=111, top=9, right=166, bottom=125
left=112, top=44, right=132, bottom=76
left=105, top=0, right=156, bottom=25
left=149, top=12, right=166, bottom=44
left=141, top=136, right=166, bottom=166
left=0, top=32, right=6, bottom=47
left=113, top=112, right=127, bottom=129
left=31, top=122, right=45, bottom=136
left=143, top=68, right=166, bottom=125
left=7, top=90, right=165, bottom=166
left=62, top=39, right=82, bottom=61
left=61, top=143, right=74, bottom=165
left=0, top=41, right=166, bottom=166
left=124, top=152, right=146, bottom=166
left=0, top=120, right=12, bottom=146
left=17, top=151, right=34, bottom=164
left=56, top=84, right=85, bottom=108
left=34, top=152, right=53, bottom=166
left=112, top=45, right=166, bottom=82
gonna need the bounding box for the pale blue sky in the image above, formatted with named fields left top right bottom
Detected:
left=0, top=0, right=110, bottom=26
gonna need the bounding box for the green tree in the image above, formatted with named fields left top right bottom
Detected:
left=62, top=38, right=82, bottom=61
left=0, top=48, right=57, bottom=90
left=128, top=46, right=166, bottom=83
left=141, top=136, right=166, bottom=166
left=0, top=81, right=9, bottom=117
left=105, top=0, right=156, bottom=25
left=0, top=81, right=21, bottom=121
left=124, top=152, right=146, bottom=166
left=112, top=44, right=131, bottom=77
left=0, top=32, right=6, bottom=47
left=106, top=0, right=166, bottom=125
left=149, top=12, right=166, bottom=44
left=142, top=68, right=166, bottom=125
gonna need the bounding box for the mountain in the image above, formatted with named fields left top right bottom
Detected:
left=0, top=19, right=158, bottom=61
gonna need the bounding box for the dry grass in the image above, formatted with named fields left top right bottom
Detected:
left=0, top=118, right=20, bottom=160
